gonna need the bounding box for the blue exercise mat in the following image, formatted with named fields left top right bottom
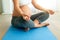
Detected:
left=2, top=26, right=57, bottom=40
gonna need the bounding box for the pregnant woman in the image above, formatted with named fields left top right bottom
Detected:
left=11, top=0, right=54, bottom=31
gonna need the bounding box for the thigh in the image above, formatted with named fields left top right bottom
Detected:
left=23, top=20, right=35, bottom=28
left=30, top=12, right=42, bottom=21
left=11, top=16, right=35, bottom=28
left=11, top=16, right=23, bottom=27
left=36, top=12, right=49, bottom=23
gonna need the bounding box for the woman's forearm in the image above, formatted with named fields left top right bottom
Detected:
left=33, top=4, right=47, bottom=12
left=13, top=0, right=24, bottom=16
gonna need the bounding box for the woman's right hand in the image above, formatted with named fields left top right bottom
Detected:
left=22, top=14, right=30, bottom=21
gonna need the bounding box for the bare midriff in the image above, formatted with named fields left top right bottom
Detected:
left=12, top=5, right=32, bottom=17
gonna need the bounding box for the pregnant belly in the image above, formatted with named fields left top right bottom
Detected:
left=12, top=5, right=32, bottom=17
left=20, top=5, right=32, bottom=16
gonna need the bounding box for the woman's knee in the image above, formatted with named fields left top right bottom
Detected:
left=36, top=12, right=49, bottom=22
left=25, top=20, right=35, bottom=28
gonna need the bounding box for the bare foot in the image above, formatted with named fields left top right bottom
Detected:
left=25, top=27, right=30, bottom=31
left=35, top=23, right=49, bottom=28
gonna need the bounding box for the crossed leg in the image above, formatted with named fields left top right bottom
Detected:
left=25, top=12, right=49, bottom=31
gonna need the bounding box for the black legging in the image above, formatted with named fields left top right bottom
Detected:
left=31, top=12, right=49, bottom=23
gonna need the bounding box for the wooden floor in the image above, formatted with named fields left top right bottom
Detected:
left=0, top=12, right=60, bottom=40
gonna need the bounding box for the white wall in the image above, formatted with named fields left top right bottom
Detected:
left=57, top=0, right=60, bottom=12
left=36, top=0, right=57, bottom=11
left=2, top=0, right=13, bottom=14
left=2, top=0, right=57, bottom=14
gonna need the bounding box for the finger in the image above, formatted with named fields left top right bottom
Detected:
left=49, top=10, right=54, bottom=13
left=48, top=10, right=54, bottom=15
left=24, top=17, right=29, bottom=21
left=26, top=17, right=30, bottom=21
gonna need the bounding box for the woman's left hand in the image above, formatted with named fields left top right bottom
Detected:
left=46, top=9, right=55, bottom=15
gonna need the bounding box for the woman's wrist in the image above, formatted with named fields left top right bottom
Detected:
left=19, top=12, right=24, bottom=17
left=43, top=9, right=48, bottom=13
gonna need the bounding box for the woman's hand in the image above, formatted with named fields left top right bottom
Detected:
left=46, top=9, right=54, bottom=15
left=22, top=14, right=30, bottom=21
